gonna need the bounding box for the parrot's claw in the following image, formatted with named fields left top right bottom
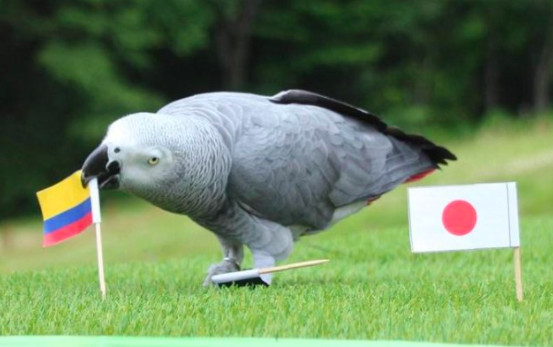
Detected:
left=203, top=258, right=241, bottom=286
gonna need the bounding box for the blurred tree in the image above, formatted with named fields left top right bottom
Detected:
left=0, top=0, right=212, bottom=219
left=1, top=0, right=553, bottom=220
left=476, top=0, right=553, bottom=115
left=210, top=0, right=262, bottom=89
left=530, top=1, right=553, bottom=113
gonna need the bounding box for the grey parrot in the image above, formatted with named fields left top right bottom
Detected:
left=81, top=90, right=456, bottom=285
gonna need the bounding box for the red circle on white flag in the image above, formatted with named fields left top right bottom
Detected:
left=442, top=200, right=477, bottom=236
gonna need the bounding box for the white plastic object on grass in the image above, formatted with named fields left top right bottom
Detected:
left=211, top=259, right=329, bottom=285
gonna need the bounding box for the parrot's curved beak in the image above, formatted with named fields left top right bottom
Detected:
left=81, top=144, right=121, bottom=189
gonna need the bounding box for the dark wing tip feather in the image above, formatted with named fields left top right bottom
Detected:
left=386, top=127, right=457, bottom=166
left=270, top=89, right=457, bottom=167
left=270, top=89, right=388, bottom=132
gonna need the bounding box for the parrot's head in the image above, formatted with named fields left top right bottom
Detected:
left=81, top=112, right=230, bottom=214
left=81, top=113, right=184, bottom=195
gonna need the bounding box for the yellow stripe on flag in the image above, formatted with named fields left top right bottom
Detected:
left=36, top=170, right=90, bottom=220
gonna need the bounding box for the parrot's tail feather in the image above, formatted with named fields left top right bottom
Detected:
left=385, top=127, right=456, bottom=167
left=404, top=169, right=435, bottom=183
left=365, top=195, right=381, bottom=205
left=270, top=89, right=457, bottom=168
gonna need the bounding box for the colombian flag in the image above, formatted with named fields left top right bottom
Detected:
left=37, top=170, right=98, bottom=247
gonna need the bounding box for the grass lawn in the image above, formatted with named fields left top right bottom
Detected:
left=1, top=117, right=552, bottom=345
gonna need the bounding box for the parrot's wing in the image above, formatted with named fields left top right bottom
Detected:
left=158, top=90, right=455, bottom=231
left=227, top=103, right=340, bottom=230
left=227, top=91, right=455, bottom=231
left=270, top=90, right=456, bottom=166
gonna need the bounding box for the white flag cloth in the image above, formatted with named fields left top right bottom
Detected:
left=408, top=182, right=520, bottom=253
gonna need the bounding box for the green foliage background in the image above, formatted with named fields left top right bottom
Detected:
left=1, top=0, right=552, bottom=220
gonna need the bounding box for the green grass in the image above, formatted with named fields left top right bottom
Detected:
left=1, top=118, right=552, bottom=344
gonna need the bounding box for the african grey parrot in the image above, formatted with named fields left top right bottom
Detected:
left=81, top=90, right=456, bottom=285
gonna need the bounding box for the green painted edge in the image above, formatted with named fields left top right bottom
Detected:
left=0, top=336, right=523, bottom=347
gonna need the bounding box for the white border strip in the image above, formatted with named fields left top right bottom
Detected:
left=507, top=182, right=520, bottom=247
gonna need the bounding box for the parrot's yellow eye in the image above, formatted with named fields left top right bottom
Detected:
left=148, top=157, right=159, bottom=165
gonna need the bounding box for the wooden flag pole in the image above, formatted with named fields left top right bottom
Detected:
left=514, top=247, right=523, bottom=302
left=95, top=222, right=107, bottom=299
left=88, top=178, right=106, bottom=299
left=258, top=259, right=330, bottom=275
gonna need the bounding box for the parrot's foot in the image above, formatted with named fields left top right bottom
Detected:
left=259, top=273, right=273, bottom=285
left=203, top=258, right=241, bottom=286
left=252, top=251, right=275, bottom=285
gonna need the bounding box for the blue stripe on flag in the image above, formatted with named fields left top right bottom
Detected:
left=43, top=198, right=92, bottom=234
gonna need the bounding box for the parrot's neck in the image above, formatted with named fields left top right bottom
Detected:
left=123, top=116, right=233, bottom=218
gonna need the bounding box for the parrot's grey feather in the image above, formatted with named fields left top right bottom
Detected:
left=270, top=89, right=457, bottom=165
left=85, top=90, right=456, bottom=285
left=159, top=91, right=447, bottom=232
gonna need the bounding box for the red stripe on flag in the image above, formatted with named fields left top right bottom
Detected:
left=43, top=212, right=93, bottom=247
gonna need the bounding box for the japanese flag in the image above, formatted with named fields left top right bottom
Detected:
left=408, top=182, right=520, bottom=253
